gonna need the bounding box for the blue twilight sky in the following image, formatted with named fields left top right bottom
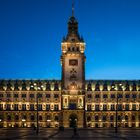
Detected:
left=0, top=0, right=140, bottom=80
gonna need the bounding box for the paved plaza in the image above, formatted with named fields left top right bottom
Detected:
left=0, top=128, right=140, bottom=140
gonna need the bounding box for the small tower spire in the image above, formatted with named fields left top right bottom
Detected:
left=72, top=0, right=74, bottom=17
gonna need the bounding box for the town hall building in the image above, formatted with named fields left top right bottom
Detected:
left=0, top=6, right=140, bottom=128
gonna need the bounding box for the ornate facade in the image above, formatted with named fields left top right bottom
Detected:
left=0, top=11, right=140, bottom=128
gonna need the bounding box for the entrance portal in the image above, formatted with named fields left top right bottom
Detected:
left=69, top=114, right=77, bottom=128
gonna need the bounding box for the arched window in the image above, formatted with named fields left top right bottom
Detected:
left=118, top=115, right=121, bottom=121
left=39, top=116, right=42, bottom=121
left=31, top=115, right=35, bottom=121
left=102, top=115, right=106, bottom=121
left=132, top=115, right=135, bottom=121
left=54, top=116, right=59, bottom=121
left=110, top=115, right=114, bottom=121
left=7, top=115, right=11, bottom=121
left=15, top=115, right=19, bottom=121
left=87, top=116, right=91, bottom=122
left=95, top=115, right=99, bottom=121
left=125, top=115, right=128, bottom=121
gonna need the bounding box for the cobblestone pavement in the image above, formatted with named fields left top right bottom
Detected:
left=0, top=128, right=140, bottom=140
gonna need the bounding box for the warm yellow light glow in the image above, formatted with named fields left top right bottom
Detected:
left=22, top=119, right=26, bottom=122
left=122, top=119, right=125, bottom=122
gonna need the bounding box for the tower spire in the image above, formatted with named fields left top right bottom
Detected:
left=72, top=0, right=74, bottom=17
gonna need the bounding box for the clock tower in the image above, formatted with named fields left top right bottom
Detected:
left=60, top=5, right=86, bottom=127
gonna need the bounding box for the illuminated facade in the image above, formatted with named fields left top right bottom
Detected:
left=0, top=10, right=140, bottom=128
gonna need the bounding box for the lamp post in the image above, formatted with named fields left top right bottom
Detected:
left=0, top=119, right=2, bottom=127
left=36, top=86, right=41, bottom=134
left=115, top=87, right=118, bottom=133
left=22, top=118, right=26, bottom=127
left=36, top=92, right=39, bottom=134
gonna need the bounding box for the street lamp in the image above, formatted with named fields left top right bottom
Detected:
left=115, top=87, right=118, bottom=133
left=22, top=118, right=26, bottom=127
left=36, top=86, right=41, bottom=134
left=36, top=87, right=40, bottom=134
left=36, top=92, right=39, bottom=134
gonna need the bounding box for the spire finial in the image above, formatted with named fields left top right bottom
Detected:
left=72, top=0, right=74, bottom=17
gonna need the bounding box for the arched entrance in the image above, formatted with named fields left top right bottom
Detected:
left=69, top=114, right=77, bottom=128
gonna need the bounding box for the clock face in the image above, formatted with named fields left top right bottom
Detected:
left=69, top=59, right=78, bottom=66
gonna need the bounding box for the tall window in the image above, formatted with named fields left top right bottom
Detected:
left=54, top=104, right=59, bottom=111
left=118, top=104, right=122, bottom=110
left=103, top=104, right=107, bottom=111
left=87, top=104, right=92, bottom=111
left=46, top=104, right=50, bottom=111
left=30, top=104, right=34, bottom=111
left=22, top=104, right=26, bottom=110
left=14, top=104, right=18, bottom=111
left=125, top=104, right=129, bottom=111
left=95, top=104, right=100, bottom=111
left=6, top=104, right=11, bottom=110
left=132, top=104, right=136, bottom=111
left=111, top=104, right=115, bottom=111
left=38, top=104, right=42, bottom=111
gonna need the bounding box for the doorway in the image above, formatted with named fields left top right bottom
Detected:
left=69, top=114, right=77, bottom=128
